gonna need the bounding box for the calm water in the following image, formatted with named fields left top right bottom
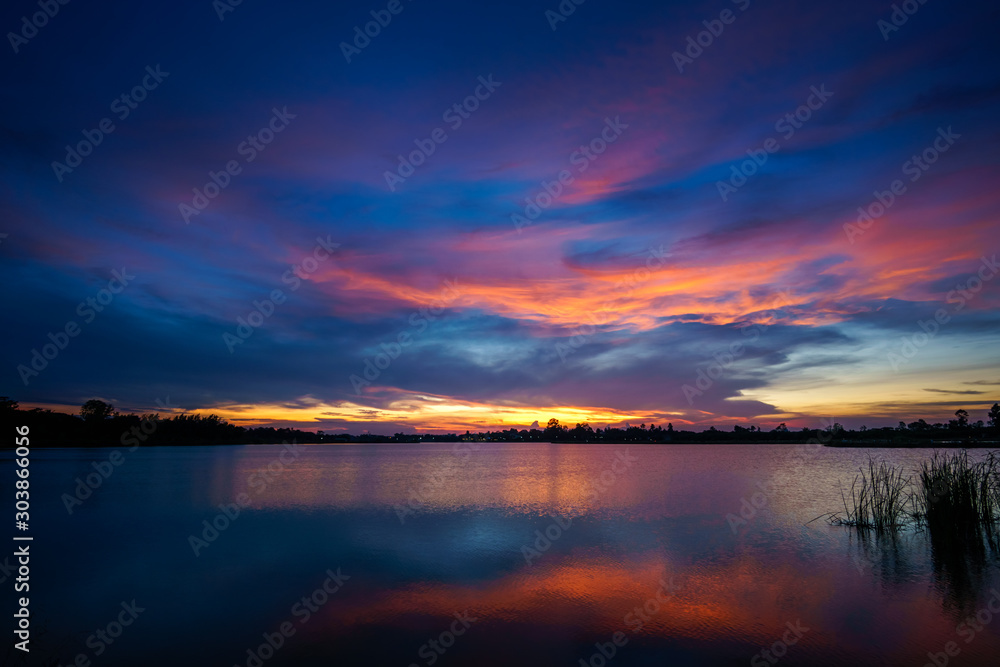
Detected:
left=11, top=443, right=1000, bottom=666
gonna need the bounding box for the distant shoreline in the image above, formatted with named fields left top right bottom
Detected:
left=4, top=440, right=999, bottom=450
left=3, top=400, right=998, bottom=449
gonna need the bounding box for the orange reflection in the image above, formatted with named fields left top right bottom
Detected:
left=300, top=552, right=892, bottom=649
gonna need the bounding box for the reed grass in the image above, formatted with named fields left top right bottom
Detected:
left=832, top=458, right=913, bottom=531
left=915, top=451, right=1000, bottom=533
left=828, top=451, right=1000, bottom=535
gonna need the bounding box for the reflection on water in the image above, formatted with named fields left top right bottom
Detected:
left=13, top=443, right=1000, bottom=666
left=928, top=523, right=994, bottom=615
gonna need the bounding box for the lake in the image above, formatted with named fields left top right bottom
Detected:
left=14, top=443, right=1000, bottom=666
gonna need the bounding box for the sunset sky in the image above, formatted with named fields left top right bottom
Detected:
left=2, top=0, right=999, bottom=433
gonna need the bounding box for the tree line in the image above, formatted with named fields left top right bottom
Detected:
left=1, top=398, right=997, bottom=447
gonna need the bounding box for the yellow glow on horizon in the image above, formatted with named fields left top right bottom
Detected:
left=182, top=394, right=684, bottom=433
left=742, top=364, right=1000, bottom=424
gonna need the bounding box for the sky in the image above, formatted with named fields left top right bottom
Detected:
left=1, top=0, right=999, bottom=434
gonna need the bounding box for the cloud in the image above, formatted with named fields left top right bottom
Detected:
left=3, top=0, right=999, bottom=430
left=923, top=388, right=985, bottom=395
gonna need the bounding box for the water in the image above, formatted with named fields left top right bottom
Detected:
left=11, top=443, right=1000, bottom=666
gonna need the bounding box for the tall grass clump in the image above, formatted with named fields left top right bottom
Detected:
left=916, top=451, right=1000, bottom=534
left=832, top=457, right=913, bottom=531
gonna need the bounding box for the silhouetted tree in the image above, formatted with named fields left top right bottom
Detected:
left=954, top=409, right=969, bottom=429
left=80, top=399, right=116, bottom=422
left=988, top=403, right=1000, bottom=430
left=544, top=418, right=566, bottom=439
